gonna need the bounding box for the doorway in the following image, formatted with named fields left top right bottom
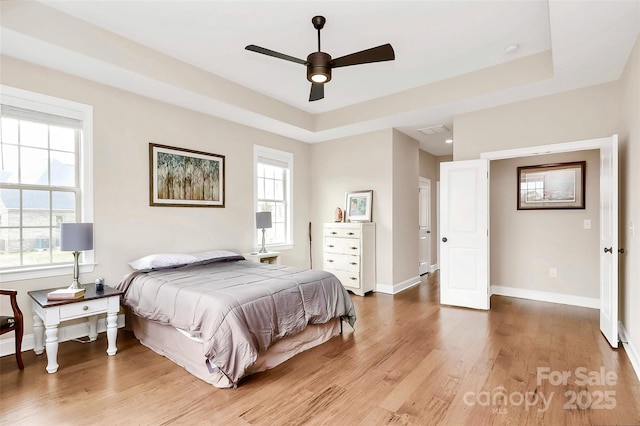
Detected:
left=419, top=177, right=431, bottom=276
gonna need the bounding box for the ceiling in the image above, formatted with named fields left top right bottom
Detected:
left=1, top=1, right=639, bottom=156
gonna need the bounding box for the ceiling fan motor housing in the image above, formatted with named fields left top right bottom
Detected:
left=306, top=52, right=332, bottom=83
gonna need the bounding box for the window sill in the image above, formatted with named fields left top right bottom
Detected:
left=0, top=263, right=96, bottom=283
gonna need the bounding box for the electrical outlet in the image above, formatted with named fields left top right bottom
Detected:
left=550, top=268, right=557, bottom=278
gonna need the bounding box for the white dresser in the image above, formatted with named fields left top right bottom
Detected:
left=323, top=222, right=375, bottom=296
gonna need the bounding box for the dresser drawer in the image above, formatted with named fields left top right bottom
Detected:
left=324, top=237, right=361, bottom=255
left=324, top=227, right=361, bottom=239
left=328, top=269, right=361, bottom=290
left=59, top=298, right=109, bottom=320
left=323, top=253, right=360, bottom=272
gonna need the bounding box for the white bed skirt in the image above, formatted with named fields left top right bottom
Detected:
left=130, top=314, right=342, bottom=388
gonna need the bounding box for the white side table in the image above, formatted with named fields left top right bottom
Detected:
left=28, top=284, right=122, bottom=373
left=243, top=251, right=281, bottom=264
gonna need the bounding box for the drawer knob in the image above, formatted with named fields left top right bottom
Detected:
left=83, top=306, right=89, bottom=311
left=350, top=262, right=357, bottom=265
left=350, top=277, right=357, bottom=280
left=330, top=231, right=337, bottom=235
left=350, top=247, right=357, bottom=250
left=327, top=259, right=334, bottom=263
left=347, top=232, right=354, bottom=235
left=328, top=245, right=335, bottom=248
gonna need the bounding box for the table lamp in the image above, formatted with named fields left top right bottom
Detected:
left=60, top=223, right=93, bottom=289
left=255, top=212, right=272, bottom=253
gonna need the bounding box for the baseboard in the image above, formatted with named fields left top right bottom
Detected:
left=430, top=263, right=439, bottom=273
left=0, top=314, right=125, bottom=357
left=491, top=285, right=600, bottom=309
left=618, top=321, right=640, bottom=382
left=376, top=276, right=421, bottom=295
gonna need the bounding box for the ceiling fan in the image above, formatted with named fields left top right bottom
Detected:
left=245, top=16, right=395, bottom=102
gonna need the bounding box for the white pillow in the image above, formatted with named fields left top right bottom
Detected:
left=129, top=250, right=240, bottom=270
left=128, top=253, right=198, bottom=270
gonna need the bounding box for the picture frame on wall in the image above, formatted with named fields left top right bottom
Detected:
left=345, top=190, right=373, bottom=222
left=149, top=143, right=225, bottom=207
left=517, top=161, right=585, bottom=210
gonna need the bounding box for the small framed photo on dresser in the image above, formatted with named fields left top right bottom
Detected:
left=345, top=190, right=373, bottom=222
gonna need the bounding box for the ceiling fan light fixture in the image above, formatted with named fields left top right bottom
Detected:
left=306, top=51, right=332, bottom=84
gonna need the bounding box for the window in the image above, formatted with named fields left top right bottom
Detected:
left=254, top=145, right=293, bottom=249
left=0, top=85, right=93, bottom=281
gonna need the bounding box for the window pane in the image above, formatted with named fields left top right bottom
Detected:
left=274, top=180, right=284, bottom=201
left=20, top=120, right=48, bottom=148
left=0, top=189, right=19, bottom=226
left=0, top=228, right=21, bottom=267
left=23, top=190, right=50, bottom=226
left=257, top=163, right=265, bottom=178
left=22, top=227, right=51, bottom=266
left=274, top=202, right=284, bottom=222
left=0, top=143, right=19, bottom=183
left=50, top=126, right=75, bottom=152
left=257, top=177, right=265, bottom=199
left=265, top=178, right=275, bottom=199
left=52, top=191, right=76, bottom=220
left=1, top=117, right=18, bottom=144
left=50, top=150, right=75, bottom=186
left=264, top=165, right=275, bottom=179
left=20, top=146, right=49, bottom=184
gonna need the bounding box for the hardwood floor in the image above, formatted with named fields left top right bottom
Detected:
left=1, top=272, right=639, bottom=425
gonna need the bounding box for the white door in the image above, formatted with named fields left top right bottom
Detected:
left=419, top=178, right=431, bottom=275
left=600, top=135, right=619, bottom=348
left=440, top=159, right=489, bottom=310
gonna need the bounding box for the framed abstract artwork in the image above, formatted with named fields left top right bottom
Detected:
left=149, top=143, right=225, bottom=207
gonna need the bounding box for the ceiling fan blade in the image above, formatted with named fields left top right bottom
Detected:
left=245, top=44, right=307, bottom=65
left=309, top=83, right=324, bottom=102
left=330, top=43, right=395, bottom=68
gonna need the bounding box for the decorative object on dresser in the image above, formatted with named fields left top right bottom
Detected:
left=255, top=211, right=273, bottom=253
left=46, top=288, right=85, bottom=301
left=149, top=143, right=225, bottom=207
left=60, top=223, right=93, bottom=290
left=323, top=222, right=376, bottom=296
left=345, top=190, right=373, bottom=222
left=334, top=207, right=343, bottom=222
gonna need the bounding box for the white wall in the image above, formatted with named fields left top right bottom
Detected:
left=620, top=34, right=640, bottom=376
left=0, top=56, right=312, bottom=335
left=490, top=150, right=600, bottom=300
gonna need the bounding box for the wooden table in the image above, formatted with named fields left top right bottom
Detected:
left=28, top=284, right=122, bottom=373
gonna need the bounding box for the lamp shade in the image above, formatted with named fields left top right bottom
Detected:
left=256, top=212, right=272, bottom=229
left=60, top=223, right=94, bottom=251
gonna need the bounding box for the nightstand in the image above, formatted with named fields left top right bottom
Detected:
left=28, top=284, right=123, bottom=373
left=243, top=251, right=281, bottom=264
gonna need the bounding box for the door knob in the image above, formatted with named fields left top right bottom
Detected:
left=604, top=247, right=612, bottom=253
left=442, top=237, right=448, bottom=242
left=619, top=248, right=625, bottom=254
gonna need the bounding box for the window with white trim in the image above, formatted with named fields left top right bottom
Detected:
left=0, top=86, right=93, bottom=280
left=254, top=145, right=293, bottom=249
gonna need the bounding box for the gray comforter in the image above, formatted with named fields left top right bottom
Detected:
left=115, top=256, right=356, bottom=385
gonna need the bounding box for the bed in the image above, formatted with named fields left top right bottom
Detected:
left=115, top=250, right=356, bottom=388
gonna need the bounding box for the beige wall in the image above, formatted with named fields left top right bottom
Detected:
left=490, top=150, right=600, bottom=298
left=620, top=34, right=640, bottom=370
left=309, top=130, right=393, bottom=287
left=0, top=56, right=312, bottom=334
left=453, top=81, right=622, bottom=160
left=392, top=130, right=419, bottom=284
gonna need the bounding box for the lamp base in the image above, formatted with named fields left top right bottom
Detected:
left=259, top=228, right=268, bottom=253
left=68, top=280, right=84, bottom=290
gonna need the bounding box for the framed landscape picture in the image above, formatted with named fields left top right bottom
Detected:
left=149, top=143, right=225, bottom=207
left=345, top=190, right=373, bottom=222
left=517, top=161, right=585, bottom=210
